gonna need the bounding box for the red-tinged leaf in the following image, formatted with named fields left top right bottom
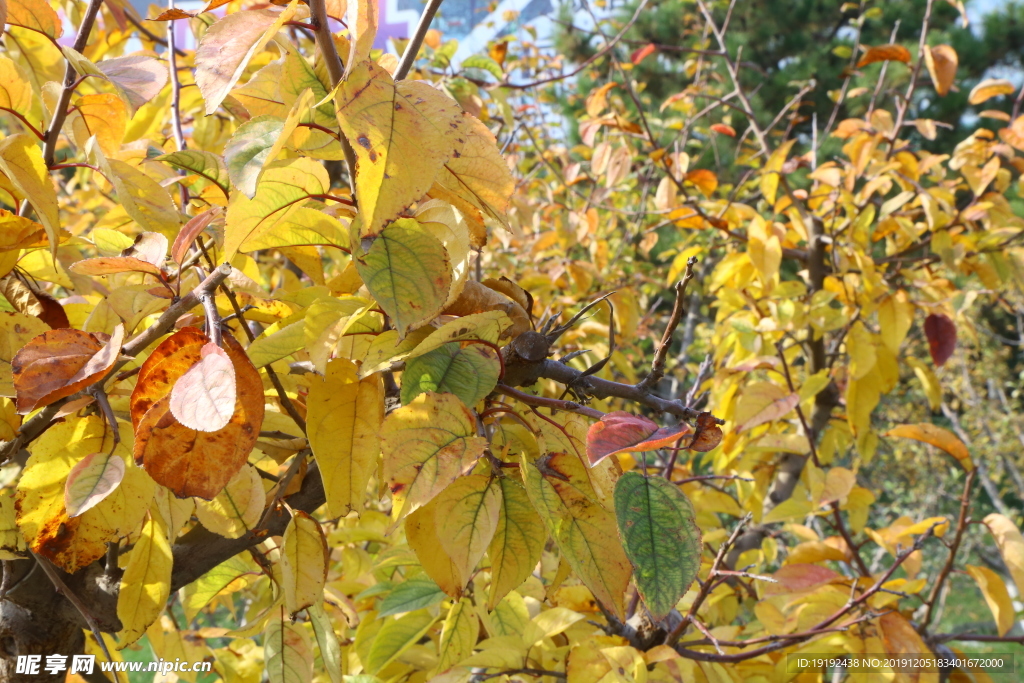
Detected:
left=586, top=411, right=693, bottom=466
left=710, top=123, right=736, bottom=137
left=631, top=43, right=656, bottom=65
left=169, top=342, right=237, bottom=432
left=172, top=207, right=223, bottom=266
left=69, top=257, right=163, bottom=277
left=687, top=412, right=724, bottom=452
left=120, top=231, right=168, bottom=268
left=762, top=564, right=841, bottom=596
left=924, top=313, right=956, bottom=366
left=35, top=292, right=70, bottom=329
left=65, top=451, right=126, bottom=518
left=150, top=7, right=197, bottom=19
left=13, top=324, right=125, bottom=413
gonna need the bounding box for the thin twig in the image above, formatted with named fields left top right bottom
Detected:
left=308, top=0, right=357, bottom=194
left=32, top=553, right=118, bottom=673
left=774, top=340, right=821, bottom=467
left=496, top=385, right=605, bottom=419
left=636, top=257, right=697, bottom=393
left=394, top=0, right=445, bottom=80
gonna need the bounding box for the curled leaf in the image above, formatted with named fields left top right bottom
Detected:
left=65, top=451, right=126, bottom=518
left=856, top=44, right=911, bottom=68
left=13, top=324, right=125, bottom=413
left=169, top=343, right=237, bottom=432
left=586, top=411, right=692, bottom=466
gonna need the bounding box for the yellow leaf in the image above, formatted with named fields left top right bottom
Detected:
left=265, top=607, right=314, bottom=683
left=345, top=0, right=378, bottom=78
left=69, top=93, right=126, bottom=156
left=430, top=112, right=516, bottom=239
left=90, top=144, right=180, bottom=235
left=846, top=374, right=881, bottom=436
left=0, top=311, right=50, bottom=397
left=984, top=513, right=1024, bottom=597
left=885, top=423, right=973, bottom=470
left=195, top=4, right=299, bottom=116
left=335, top=61, right=464, bottom=235
left=16, top=416, right=155, bottom=572
left=965, top=565, right=1014, bottom=636
left=760, top=139, right=795, bottom=206
left=905, top=357, right=942, bottom=411
left=817, top=467, right=856, bottom=506
left=924, top=45, right=958, bottom=96
left=488, top=476, right=546, bottom=609
left=382, top=392, right=487, bottom=523
left=436, top=598, right=479, bottom=673
left=194, top=464, right=266, bottom=539
left=406, top=495, right=464, bottom=597
left=586, top=82, right=618, bottom=117
left=281, top=510, right=329, bottom=615
left=118, top=513, right=172, bottom=646
left=0, top=56, right=33, bottom=115
left=878, top=290, right=913, bottom=353
left=7, top=0, right=63, bottom=38
left=307, top=358, right=384, bottom=518
left=846, top=321, right=877, bottom=380
left=735, top=382, right=799, bottom=433
left=0, top=488, right=27, bottom=559
left=355, top=218, right=452, bottom=338
left=224, top=158, right=333, bottom=258
left=434, top=474, right=501, bottom=589
left=0, top=134, right=59, bottom=254
left=969, top=78, right=1016, bottom=105
left=520, top=449, right=632, bottom=619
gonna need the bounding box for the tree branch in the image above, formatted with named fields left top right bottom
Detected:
left=394, top=0, right=445, bottom=81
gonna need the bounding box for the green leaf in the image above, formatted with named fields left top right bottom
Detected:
left=461, top=55, right=503, bottom=80
left=364, top=609, right=437, bottom=674
left=378, top=576, right=447, bottom=616
left=157, top=150, right=231, bottom=197
left=488, top=477, right=546, bottom=609
left=308, top=602, right=343, bottom=683
left=224, top=115, right=285, bottom=197
left=520, top=449, right=632, bottom=619
left=355, top=218, right=452, bottom=338
left=613, top=471, right=702, bottom=620
left=400, top=342, right=499, bottom=407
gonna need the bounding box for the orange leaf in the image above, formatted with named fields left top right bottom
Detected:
left=710, top=123, right=736, bottom=137
left=969, top=78, right=1016, bottom=105
left=685, top=169, right=718, bottom=197
left=13, top=324, right=125, bottom=413
left=68, top=256, right=163, bottom=277
left=884, top=423, right=973, bottom=470
left=586, top=412, right=692, bottom=465
left=150, top=8, right=197, bottom=20
left=631, top=43, right=656, bottom=65
left=687, top=412, right=724, bottom=452
left=924, top=44, right=957, bottom=96
left=130, top=326, right=208, bottom=431
left=856, top=44, right=912, bottom=68
left=169, top=343, right=237, bottom=432
left=132, top=329, right=264, bottom=499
